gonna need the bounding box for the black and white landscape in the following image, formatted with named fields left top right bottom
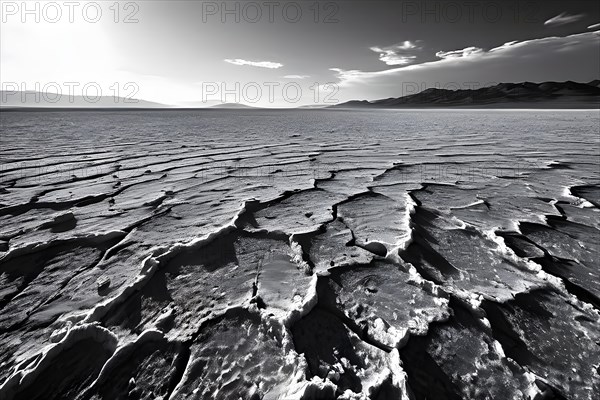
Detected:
left=0, top=1, right=599, bottom=400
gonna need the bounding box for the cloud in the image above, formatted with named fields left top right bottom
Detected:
left=488, top=41, right=519, bottom=52
left=544, top=12, right=585, bottom=26
left=588, top=22, right=600, bottom=29
left=370, top=41, right=421, bottom=65
left=330, top=31, right=600, bottom=102
left=436, top=46, right=484, bottom=59
left=329, top=68, right=366, bottom=81
left=283, top=75, right=310, bottom=79
left=224, top=59, right=283, bottom=69
left=374, top=52, right=416, bottom=65
left=396, top=41, right=418, bottom=50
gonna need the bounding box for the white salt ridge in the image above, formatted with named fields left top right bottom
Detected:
left=0, top=323, right=118, bottom=397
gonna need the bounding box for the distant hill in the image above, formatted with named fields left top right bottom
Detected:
left=297, top=104, right=330, bottom=109
left=0, top=91, right=167, bottom=109
left=210, top=103, right=259, bottom=109
left=332, top=81, right=600, bottom=109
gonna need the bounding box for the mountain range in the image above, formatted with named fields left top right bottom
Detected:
left=332, top=81, right=600, bottom=109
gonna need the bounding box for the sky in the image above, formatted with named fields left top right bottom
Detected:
left=1, top=0, right=599, bottom=107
